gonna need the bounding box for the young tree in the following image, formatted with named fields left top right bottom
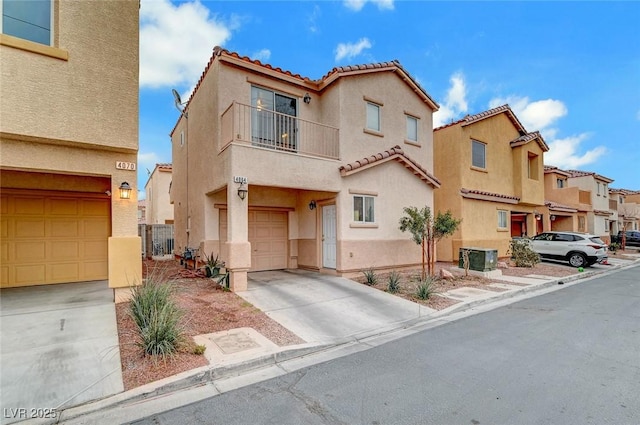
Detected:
left=399, top=206, right=461, bottom=279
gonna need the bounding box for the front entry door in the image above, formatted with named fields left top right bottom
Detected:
left=322, top=205, right=337, bottom=269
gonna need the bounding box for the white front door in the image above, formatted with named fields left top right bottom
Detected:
left=322, top=205, right=337, bottom=269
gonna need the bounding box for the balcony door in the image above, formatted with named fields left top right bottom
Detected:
left=251, top=86, right=297, bottom=151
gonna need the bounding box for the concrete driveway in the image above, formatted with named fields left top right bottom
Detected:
left=0, top=281, right=123, bottom=424
left=238, top=270, right=435, bottom=344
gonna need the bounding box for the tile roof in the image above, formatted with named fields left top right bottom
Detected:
left=545, top=200, right=577, bottom=212
left=564, top=169, right=614, bottom=183
left=156, top=163, right=172, bottom=171
left=460, top=188, right=520, bottom=204
left=339, top=145, right=440, bottom=187
left=509, top=130, right=549, bottom=152
left=543, top=165, right=572, bottom=177
left=608, top=187, right=638, bottom=195
left=434, top=104, right=526, bottom=133
left=593, top=209, right=614, bottom=216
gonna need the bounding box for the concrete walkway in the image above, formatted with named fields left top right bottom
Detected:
left=0, top=281, right=123, bottom=425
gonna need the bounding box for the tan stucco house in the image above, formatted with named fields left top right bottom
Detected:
left=145, top=163, right=174, bottom=225
left=542, top=166, right=586, bottom=233
left=0, top=0, right=141, bottom=291
left=170, top=47, right=441, bottom=290
left=433, top=105, right=548, bottom=261
left=563, top=170, right=614, bottom=240
left=611, top=188, right=640, bottom=233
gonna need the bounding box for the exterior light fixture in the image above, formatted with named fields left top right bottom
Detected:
left=309, top=200, right=317, bottom=210
left=237, top=182, right=248, bottom=200
left=303, top=93, right=311, bottom=104
left=119, top=182, right=132, bottom=199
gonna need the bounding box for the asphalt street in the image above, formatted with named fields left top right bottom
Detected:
left=133, top=265, right=640, bottom=425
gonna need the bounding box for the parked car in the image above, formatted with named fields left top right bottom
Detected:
left=611, top=230, right=640, bottom=247
left=530, top=231, right=608, bottom=268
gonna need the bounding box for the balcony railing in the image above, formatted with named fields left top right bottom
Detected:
left=221, top=102, right=340, bottom=160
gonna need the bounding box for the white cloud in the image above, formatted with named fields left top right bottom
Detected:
left=140, top=0, right=234, bottom=88
left=489, top=96, right=567, bottom=131
left=308, top=5, right=321, bottom=33
left=335, top=38, right=372, bottom=61
left=343, top=0, right=394, bottom=11
left=252, top=49, right=271, bottom=62
left=138, top=152, right=163, bottom=176
left=544, top=134, right=608, bottom=169
left=433, top=72, right=468, bottom=128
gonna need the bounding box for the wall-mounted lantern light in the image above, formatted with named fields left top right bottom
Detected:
left=237, top=182, right=248, bottom=200
left=309, top=200, right=317, bottom=210
left=119, top=182, right=132, bottom=199
left=303, top=93, right=311, bottom=104
left=551, top=215, right=556, bottom=221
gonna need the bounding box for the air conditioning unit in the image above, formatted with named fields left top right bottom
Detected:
left=459, top=248, right=498, bottom=271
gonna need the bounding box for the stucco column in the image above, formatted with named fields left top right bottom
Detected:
left=225, top=182, right=251, bottom=291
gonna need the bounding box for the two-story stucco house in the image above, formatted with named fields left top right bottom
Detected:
left=145, top=163, right=174, bottom=225
left=433, top=105, right=548, bottom=261
left=542, top=166, right=588, bottom=233
left=563, top=170, right=614, bottom=240
left=610, top=188, right=640, bottom=233
left=0, top=0, right=141, bottom=291
left=170, top=47, right=441, bottom=290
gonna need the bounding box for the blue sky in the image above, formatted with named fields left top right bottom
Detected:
left=138, top=0, right=639, bottom=198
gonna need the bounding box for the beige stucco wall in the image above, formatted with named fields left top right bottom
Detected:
left=145, top=168, right=174, bottom=224
left=0, top=0, right=140, bottom=288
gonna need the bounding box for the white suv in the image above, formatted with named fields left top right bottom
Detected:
left=530, top=231, right=608, bottom=268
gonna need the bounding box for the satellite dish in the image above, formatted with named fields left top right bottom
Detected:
left=172, top=88, right=188, bottom=118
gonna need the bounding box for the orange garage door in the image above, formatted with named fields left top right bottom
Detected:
left=1, top=190, right=110, bottom=287
left=220, top=209, right=288, bottom=272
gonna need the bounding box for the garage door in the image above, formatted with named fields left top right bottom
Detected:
left=1, top=190, right=110, bottom=288
left=220, top=209, right=288, bottom=272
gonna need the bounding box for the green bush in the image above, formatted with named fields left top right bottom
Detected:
left=362, top=267, right=378, bottom=286
left=608, top=242, right=620, bottom=253
left=415, top=275, right=439, bottom=300
left=387, top=270, right=401, bottom=293
left=193, top=344, right=206, bottom=355
left=508, top=239, right=540, bottom=267
left=129, top=279, right=185, bottom=359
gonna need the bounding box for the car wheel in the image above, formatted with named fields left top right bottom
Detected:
left=568, top=252, right=587, bottom=268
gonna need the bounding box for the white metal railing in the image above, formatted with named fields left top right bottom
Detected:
left=221, top=102, right=339, bottom=160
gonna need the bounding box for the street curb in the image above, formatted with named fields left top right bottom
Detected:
left=35, top=258, right=640, bottom=424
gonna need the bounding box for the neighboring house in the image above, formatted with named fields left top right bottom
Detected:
left=564, top=170, right=614, bottom=241
left=138, top=199, right=147, bottom=224
left=611, top=188, right=640, bottom=232
left=433, top=105, right=548, bottom=261
left=0, top=0, right=140, bottom=293
left=170, top=47, right=441, bottom=290
left=145, top=163, right=174, bottom=224
left=542, top=166, right=588, bottom=233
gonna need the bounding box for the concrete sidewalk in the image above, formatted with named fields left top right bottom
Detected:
left=19, top=256, right=640, bottom=425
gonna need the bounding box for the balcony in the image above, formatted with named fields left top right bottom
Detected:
left=221, top=102, right=340, bottom=160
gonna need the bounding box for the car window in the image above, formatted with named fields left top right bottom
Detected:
left=553, top=234, right=573, bottom=242
left=589, top=237, right=605, bottom=245
left=532, top=233, right=551, bottom=241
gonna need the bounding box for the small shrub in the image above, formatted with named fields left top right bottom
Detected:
left=193, top=344, right=206, bottom=355
left=508, top=239, right=540, bottom=267
left=608, top=242, right=620, bottom=253
left=387, top=270, right=401, bottom=293
left=129, top=279, right=185, bottom=360
left=362, top=267, right=378, bottom=286
left=415, top=275, right=439, bottom=300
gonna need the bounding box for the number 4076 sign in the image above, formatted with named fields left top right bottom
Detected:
left=115, top=161, right=136, bottom=171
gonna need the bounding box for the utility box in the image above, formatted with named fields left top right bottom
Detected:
left=459, top=248, right=498, bottom=272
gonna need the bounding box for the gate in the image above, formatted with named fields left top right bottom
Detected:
left=138, top=224, right=174, bottom=259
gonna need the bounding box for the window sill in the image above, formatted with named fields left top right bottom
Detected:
left=470, top=165, right=488, bottom=173
left=404, top=139, right=421, bottom=147
left=363, top=128, right=384, bottom=138
left=497, top=228, right=509, bottom=232
left=1, top=34, right=68, bottom=61
left=350, top=223, right=378, bottom=229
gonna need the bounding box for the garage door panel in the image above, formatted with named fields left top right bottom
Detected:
left=50, top=198, right=79, bottom=215
left=15, top=264, right=46, bottom=285
left=1, top=195, right=8, bottom=214
left=1, top=191, right=110, bottom=287
left=16, top=219, right=45, bottom=238
left=16, top=241, right=46, bottom=260
left=14, top=197, right=45, bottom=215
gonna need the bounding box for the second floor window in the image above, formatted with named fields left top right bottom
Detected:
left=557, top=178, right=565, bottom=188
left=472, top=140, right=486, bottom=169
left=1, top=0, right=51, bottom=45
left=251, top=86, right=297, bottom=151
left=366, top=102, right=380, bottom=132
left=406, top=115, right=418, bottom=142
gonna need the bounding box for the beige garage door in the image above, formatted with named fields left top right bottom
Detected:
left=220, top=209, right=288, bottom=272
left=1, top=190, right=110, bottom=288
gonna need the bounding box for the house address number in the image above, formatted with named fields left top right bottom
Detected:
left=115, top=161, right=136, bottom=171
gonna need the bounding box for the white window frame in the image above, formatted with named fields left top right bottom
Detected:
left=180, top=130, right=185, bottom=147
left=0, top=0, right=54, bottom=46
left=353, top=195, right=375, bottom=223
left=497, top=210, right=508, bottom=229
left=406, top=115, right=418, bottom=142
left=472, top=140, right=486, bottom=169
left=366, top=102, right=380, bottom=132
